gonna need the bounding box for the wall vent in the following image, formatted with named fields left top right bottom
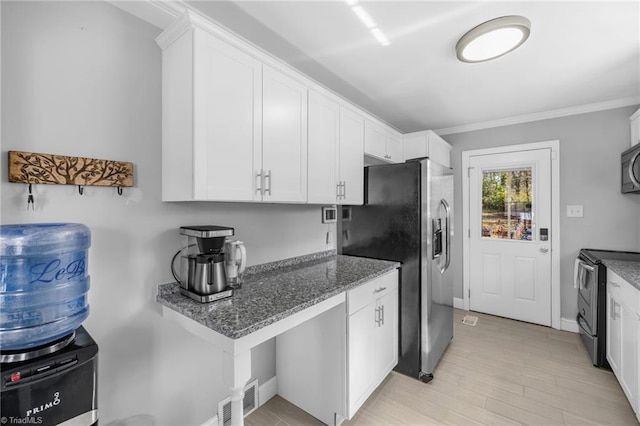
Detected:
left=218, top=379, right=259, bottom=426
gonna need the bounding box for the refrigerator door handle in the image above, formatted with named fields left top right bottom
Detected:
left=440, top=198, right=451, bottom=273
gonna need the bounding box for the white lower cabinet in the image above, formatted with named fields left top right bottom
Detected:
left=606, top=271, right=639, bottom=418
left=276, top=270, right=398, bottom=425
left=347, top=277, right=398, bottom=417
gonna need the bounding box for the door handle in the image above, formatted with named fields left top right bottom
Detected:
left=439, top=199, right=451, bottom=273
left=540, top=247, right=549, bottom=253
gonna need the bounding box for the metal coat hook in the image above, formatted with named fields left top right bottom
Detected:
left=117, top=187, right=123, bottom=196
left=78, top=185, right=84, bottom=195
left=27, top=183, right=35, bottom=210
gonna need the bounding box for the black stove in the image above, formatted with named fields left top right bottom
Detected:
left=1, top=326, right=98, bottom=426
left=580, top=248, right=640, bottom=264
left=576, top=249, right=640, bottom=368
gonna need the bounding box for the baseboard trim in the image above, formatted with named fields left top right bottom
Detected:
left=200, top=377, right=278, bottom=426
left=560, top=317, right=579, bottom=333
left=453, top=297, right=465, bottom=310
left=259, top=376, right=278, bottom=406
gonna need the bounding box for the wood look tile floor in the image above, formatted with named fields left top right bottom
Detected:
left=246, top=309, right=638, bottom=425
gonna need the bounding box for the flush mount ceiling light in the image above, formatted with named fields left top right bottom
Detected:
left=456, top=15, right=530, bottom=63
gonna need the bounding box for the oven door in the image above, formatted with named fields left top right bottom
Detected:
left=575, top=258, right=597, bottom=333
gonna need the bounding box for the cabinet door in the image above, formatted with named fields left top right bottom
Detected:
left=385, top=132, right=403, bottom=163
left=620, top=302, right=638, bottom=407
left=307, top=91, right=339, bottom=204
left=637, top=314, right=640, bottom=415
left=364, top=120, right=387, bottom=160
left=339, top=107, right=364, bottom=205
left=374, top=288, right=398, bottom=383
left=262, top=66, right=308, bottom=203
left=347, top=304, right=375, bottom=417
left=427, top=131, right=452, bottom=168
left=194, top=28, right=262, bottom=201
left=403, top=132, right=428, bottom=161
left=607, top=286, right=622, bottom=375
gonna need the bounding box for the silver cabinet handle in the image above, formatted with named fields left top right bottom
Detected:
left=381, top=304, right=384, bottom=326
left=375, top=306, right=381, bottom=326
left=343, top=181, right=347, bottom=199
left=336, top=182, right=341, bottom=198
left=256, top=170, right=263, bottom=194
left=338, top=181, right=345, bottom=199
left=373, top=286, right=387, bottom=294
left=265, top=170, right=272, bottom=195
left=611, top=299, right=620, bottom=320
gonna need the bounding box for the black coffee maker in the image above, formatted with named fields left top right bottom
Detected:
left=175, top=225, right=235, bottom=303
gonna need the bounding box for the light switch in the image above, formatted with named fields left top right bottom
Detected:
left=566, top=205, right=583, bottom=218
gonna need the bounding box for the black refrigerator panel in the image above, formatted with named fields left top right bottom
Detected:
left=340, top=161, right=423, bottom=378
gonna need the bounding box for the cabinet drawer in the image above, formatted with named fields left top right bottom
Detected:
left=347, top=270, right=397, bottom=316
left=609, top=270, right=640, bottom=313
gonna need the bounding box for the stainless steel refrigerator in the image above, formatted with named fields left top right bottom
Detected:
left=338, top=157, right=453, bottom=382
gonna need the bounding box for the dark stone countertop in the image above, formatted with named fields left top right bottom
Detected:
left=602, top=259, right=640, bottom=291
left=156, top=251, right=399, bottom=340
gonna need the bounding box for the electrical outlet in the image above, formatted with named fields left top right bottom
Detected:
left=566, top=205, right=584, bottom=218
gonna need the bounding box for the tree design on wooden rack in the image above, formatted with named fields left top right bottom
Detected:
left=8, top=151, right=134, bottom=187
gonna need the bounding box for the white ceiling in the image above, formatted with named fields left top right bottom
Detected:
left=185, top=1, right=640, bottom=134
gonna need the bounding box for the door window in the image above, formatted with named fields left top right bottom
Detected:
left=481, top=168, right=533, bottom=241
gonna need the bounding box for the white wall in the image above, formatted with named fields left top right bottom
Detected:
left=1, top=2, right=332, bottom=424
left=444, top=106, right=640, bottom=321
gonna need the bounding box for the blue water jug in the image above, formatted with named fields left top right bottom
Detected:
left=0, top=223, right=91, bottom=350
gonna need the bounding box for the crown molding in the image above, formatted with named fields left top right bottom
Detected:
left=435, top=97, right=640, bottom=136
left=106, top=0, right=186, bottom=30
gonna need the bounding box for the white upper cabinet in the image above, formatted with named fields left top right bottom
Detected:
left=158, top=11, right=417, bottom=204
left=386, top=132, right=403, bottom=163
left=261, top=66, right=308, bottom=203
left=338, top=106, right=364, bottom=205
left=308, top=92, right=364, bottom=205
left=158, top=14, right=307, bottom=203
left=307, top=91, right=340, bottom=204
left=365, top=120, right=403, bottom=163
left=160, top=26, right=262, bottom=202
left=403, top=130, right=452, bottom=168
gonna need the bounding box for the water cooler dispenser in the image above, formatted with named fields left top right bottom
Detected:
left=0, top=223, right=98, bottom=426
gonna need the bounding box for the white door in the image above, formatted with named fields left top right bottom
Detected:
left=262, top=65, right=308, bottom=203
left=468, top=148, right=552, bottom=326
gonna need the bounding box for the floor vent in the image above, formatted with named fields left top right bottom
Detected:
left=462, top=315, right=478, bottom=326
left=218, top=379, right=259, bottom=426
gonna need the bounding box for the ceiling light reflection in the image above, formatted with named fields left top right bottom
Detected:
left=344, top=0, right=390, bottom=47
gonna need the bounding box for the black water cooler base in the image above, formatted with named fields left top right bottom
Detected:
left=1, top=326, right=98, bottom=426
